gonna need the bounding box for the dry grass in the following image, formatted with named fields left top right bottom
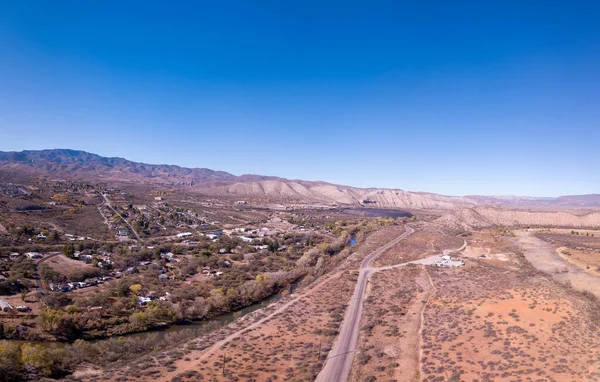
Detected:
left=373, top=226, right=464, bottom=267
left=557, top=246, right=600, bottom=274
left=45, top=254, right=98, bottom=279
left=89, top=226, right=409, bottom=381
left=421, top=261, right=600, bottom=381
left=349, top=264, right=432, bottom=382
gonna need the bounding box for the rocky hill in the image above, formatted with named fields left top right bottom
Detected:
left=1, top=149, right=597, bottom=212
left=437, top=206, right=600, bottom=230
left=0, top=149, right=278, bottom=184
left=195, top=180, right=477, bottom=209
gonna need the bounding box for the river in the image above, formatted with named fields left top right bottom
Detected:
left=6, top=287, right=290, bottom=349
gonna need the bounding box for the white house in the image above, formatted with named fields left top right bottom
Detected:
left=177, top=232, right=193, bottom=238
left=25, top=252, right=41, bottom=259
left=138, top=296, right=152, bottom=306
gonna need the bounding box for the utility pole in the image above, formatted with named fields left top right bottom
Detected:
left=317, top=339, right=322, bottom=362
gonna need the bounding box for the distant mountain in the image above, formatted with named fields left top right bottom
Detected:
left=463, top=195, right=556, bottom=206
left=194, top=180, right=478, bottom=209
left=554, top=194, right=600, bottom=207
left=0, top=149, right=597, bottom=210
left=0, top=149, right=278, bottom=184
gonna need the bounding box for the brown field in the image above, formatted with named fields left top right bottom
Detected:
left=372, top=225, right=464, bottom=267
left=421, top=261, right=600, bottom=381
left=557, top=246, right=600, bottom=274
left=349, top=264, right=432, bottom=382
left=0, top=204, right=110, bottom=239
left=45, top=254, right=99, bottom=280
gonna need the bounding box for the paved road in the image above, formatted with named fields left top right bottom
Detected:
left=316, top=226, right=415, bottom=382
left=316, top=230, right=466, bottom=382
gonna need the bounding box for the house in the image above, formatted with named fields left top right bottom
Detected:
left=154, top=196, right=165, bottom=201
left=177, top=232, right=193, bottom=238
left=240, top=236, right=254, bottom=243
left=235, top=201, right=247, bottom=205
left=9, top=252, right=20, bottom=259
left=117, top=230, right=128, bottom=237
left=205, top=234, right=219, bottom=240
left=219, top=248, right=229, bottom=254
left=16, top=305, right=31, bottom=312
left=138, top=296, right=152, bottom=306
left=158, top=274, right=169, bottom=281
left=25, top=252, right=41, bottom=259
left=0, top=299, right=13, bottom=312
left=161, top=252, right=175, bottom=261
left=37, top=234, right=47, bottom=239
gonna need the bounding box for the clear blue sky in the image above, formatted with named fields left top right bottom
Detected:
left=1, top=1, right=598, bottom=196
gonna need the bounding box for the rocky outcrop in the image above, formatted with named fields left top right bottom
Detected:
left=437, top=206, right=600, bottom=230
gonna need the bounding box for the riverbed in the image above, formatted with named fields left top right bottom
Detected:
left=514, top=230, right=600, bottom=297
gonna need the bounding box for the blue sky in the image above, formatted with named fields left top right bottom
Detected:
left=1, top=1, right=598, bottom=196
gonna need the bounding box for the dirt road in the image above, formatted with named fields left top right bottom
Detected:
left=154, top=226, right=415, bottom=382
left=99, top=192, right=142, bottom=242
left=316, top=232, right=465, bottom=382
left=315, top=226, right=416, bottom=382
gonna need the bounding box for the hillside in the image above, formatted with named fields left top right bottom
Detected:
left=195, top=180, right=477, bottom=209
left=0, top=149, right=277, bottom=184
left=436, top=206, right=600, bottom=230
left=1, top=149, right=598, bottom=211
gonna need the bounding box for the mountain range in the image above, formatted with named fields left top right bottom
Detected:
left=0, top=149, right=598, bottom=210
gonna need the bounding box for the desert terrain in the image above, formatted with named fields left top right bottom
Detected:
left=1, top=150, right=600, bottom=382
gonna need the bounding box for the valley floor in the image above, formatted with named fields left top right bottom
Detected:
left=67, top=224, right=600, bottom=382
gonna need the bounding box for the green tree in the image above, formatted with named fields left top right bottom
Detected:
left=63, top=242, right=75, bottom=258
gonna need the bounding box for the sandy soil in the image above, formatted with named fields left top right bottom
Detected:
left=557, top=247, right=600, bottom=274
left=372, top=226, right=463, bottom=268
left=45, top=254, right=98, bottom=278
left=349, top=265, right=432, bottom=382
left=514, top=230, right=600, bottom=298
left=422, top=261, right=600, bottom=381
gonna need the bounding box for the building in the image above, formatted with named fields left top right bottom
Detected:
left=160, top=252, right=175, bottom=261
left=154, top=196, right=165, bottom=201
left=177, top=232, right=193, bottom=238
left=0, top=299, right=13, bottom=312
left=240, top=236, right=254, bottom=243
left=138, top=296, right=152, bottom=306
left=117, top=230, right=128, bottom=237
left=25, top=252, right=41, bottom=259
